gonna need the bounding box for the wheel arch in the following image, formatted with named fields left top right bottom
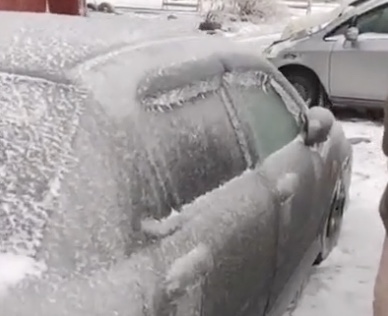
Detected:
left=314, top=177, right=345, bottom=265
left=279, top=64, right=320, bottom=87
left=278, top=64, right=331, bottom=107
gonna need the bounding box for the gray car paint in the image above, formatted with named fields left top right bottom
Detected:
left=0, top=11, right=352, bottom=316
left=266, top=0, right=388, bottom=108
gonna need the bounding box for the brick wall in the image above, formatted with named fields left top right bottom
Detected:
left=0, top=0, right=86, bottom=15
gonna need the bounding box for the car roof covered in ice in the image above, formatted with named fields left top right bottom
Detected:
left=0, top=11, right=275, bottom=83
left=0, top=12, right=208, bottom=80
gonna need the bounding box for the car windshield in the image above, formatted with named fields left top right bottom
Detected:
left=321, top=0, right=373, bottom=23
left=280, top=0, right=373, bottom=40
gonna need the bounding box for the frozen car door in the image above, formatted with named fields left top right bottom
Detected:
left=138, top=59, right=277, bottom=316
left=223, top=68, right=323, bottom=313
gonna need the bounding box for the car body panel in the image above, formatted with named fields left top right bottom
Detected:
left=259, top=138, right=322, bottom=310
left=268, top=36, right=335, bottom=94
left=329, top=33, right=388, bottom=101
left=0, top=11, right=352, bottom=316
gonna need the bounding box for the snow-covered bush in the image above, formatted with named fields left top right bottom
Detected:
left=200, top=0, right=287, bottom=26
left=86, top=1, right=116, bottom=13
left=199, top=11, right=223, bottom=31
left=231, top=0, right=284, bottom=19
left=97, top=2, right=115, bottom=13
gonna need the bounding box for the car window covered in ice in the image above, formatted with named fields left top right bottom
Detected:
left=140, top=82, right=247, bottom=211
left=0, top=74, right=84, bottom=258
left=224, top=71, right=300, bottom=162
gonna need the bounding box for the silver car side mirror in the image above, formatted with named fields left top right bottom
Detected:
left=304, top=107, right=334, bottom=146
left=345, top=26, right=359, bottom=42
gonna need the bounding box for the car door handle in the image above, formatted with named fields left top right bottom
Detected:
left=276, top=173, right=299, bottom=203
left=153, top=244, right=213, bottom=316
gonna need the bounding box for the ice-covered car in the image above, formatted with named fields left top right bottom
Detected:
left=265, top=0, right=388, bottom=108
left=0, top=11, right=352, bottom=316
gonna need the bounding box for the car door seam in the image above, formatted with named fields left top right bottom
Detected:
left=256, top=170, right=282, bottom=316
left=219, top=85, right=254, bottom=168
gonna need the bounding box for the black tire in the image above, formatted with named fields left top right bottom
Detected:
left=314, top=182, right=345, bottom=265
left=284, top=71, right=319, bottom=108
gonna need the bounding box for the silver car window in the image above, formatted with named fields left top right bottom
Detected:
left=328, top=3, right=388, bottom=36
left=357, top=4, right=388, bottom=34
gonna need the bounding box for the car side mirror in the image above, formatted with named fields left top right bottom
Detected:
left=345, top=26, right=359, bottom=42
left=304, top=107, right=334, bottom=146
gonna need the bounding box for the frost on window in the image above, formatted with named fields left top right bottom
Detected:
left=141, top=76, right=222, bottom=112
left=0, top=74, right=85, bottom=257
left=223, top=70, right=271, bottom=92
left=224, top=70, right=301, bottom=160
left=224, top=71, right=302, bottom=123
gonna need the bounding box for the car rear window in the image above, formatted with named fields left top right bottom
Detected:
left=0, top=74, right=84, bottom=257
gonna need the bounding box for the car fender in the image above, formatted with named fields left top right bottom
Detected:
left=319, top=120, right=352, bottom=205
left=270, top=38, right=336, bottom=96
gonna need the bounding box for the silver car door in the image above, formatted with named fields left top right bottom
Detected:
left=329, top=4, right=388, bottom=104
left=330, top=34, right=388, bottom=103
left=222, top=68, right=327, bottom=314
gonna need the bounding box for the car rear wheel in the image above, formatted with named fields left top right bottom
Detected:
left=284, top=71, right=319, bottom=108
left=314, top=182, right=345, bottom=265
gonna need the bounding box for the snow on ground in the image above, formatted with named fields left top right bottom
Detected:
left=289, top=119, right=387, bottom=316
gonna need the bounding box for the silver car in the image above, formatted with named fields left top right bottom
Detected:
left=265, top=0, right=388, bottom=108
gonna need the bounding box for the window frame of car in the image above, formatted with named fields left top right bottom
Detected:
left=135, top=56, right=311, bottom=217
left=324, top=2, right=388, bottom=39
left=138, top=70, right=250, bottom=216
